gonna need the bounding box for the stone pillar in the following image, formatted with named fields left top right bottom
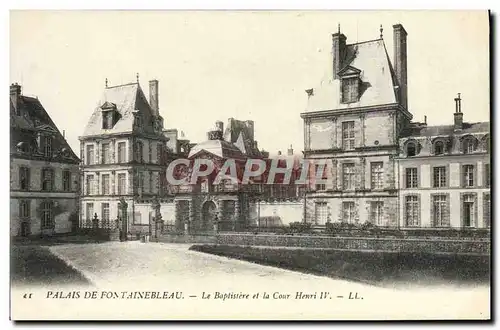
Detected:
left=332, top=117, right=338, bottom=149
left=233, top=199, right=240, bottom=231
left=96, top=140, right=101, bottom=165
left=148, top=140, right=152, bottom=163
left=111, top=171, right=116, bottom=195
left=186, top=201, right=194, bottom=235
left=389, top=112, right=396, bottom=145
left=360, top=157, right=366, bottom=190
left=359, top=114, right=366, bottom=147
left=127, top=169, right=134, bottom=195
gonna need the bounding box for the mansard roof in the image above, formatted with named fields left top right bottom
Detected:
left=305, top=39, right=398, bottom=112
left=407, top=122, right=490, bottom=137
left=10, top=94, right=79, bottom=162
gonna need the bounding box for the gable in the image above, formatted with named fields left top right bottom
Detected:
left=338, top=65, right=361, bottom=77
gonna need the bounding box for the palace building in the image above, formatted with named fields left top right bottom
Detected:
left=10, top=83, right=80, bottom=237
left=301, top=24, right=490, bottom=230
left=301, top=25, right=412, bottom=227
left=79, top=77, right=172, bottom=232
left=397, top=94, right=490, bottom=229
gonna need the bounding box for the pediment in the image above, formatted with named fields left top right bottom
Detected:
left=101, top=101, right=117, bottom=110
left=338, top=65, right=361, bottom=77
left=36, top=124, right=58, bottom=133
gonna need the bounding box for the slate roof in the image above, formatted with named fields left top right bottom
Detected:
left=82, top=82, right=160, bottom=137
left=188, top=139, right=246, bottom=160
left=10, top=94, right=79, bottom=162
left=408, top=122, right=490, bottom=137
left=305, top=39, right=398, bottom=112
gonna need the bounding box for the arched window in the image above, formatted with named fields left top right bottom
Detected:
left=434, top=141, right=445, bottom=155
left=406, top=141, right=417, bottom=157
left=462, top=137, right=477, bottom=154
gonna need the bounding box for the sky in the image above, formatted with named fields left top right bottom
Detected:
left=9, top=10, right=489, bottom=156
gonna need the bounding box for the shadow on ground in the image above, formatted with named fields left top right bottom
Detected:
left=10, top=239, right=95, bottom=287
left=190, top=245, right=491, bottom=288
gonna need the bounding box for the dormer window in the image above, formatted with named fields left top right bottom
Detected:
left=16, top=142, right=29, bottom=153
left=101, top=102, right=118, bottom=129
left=462, top=136, right=477, bottom=154
left=338, top=65, right=362, bottom=104
left=43, top=136, right=52, bottom=158
left=405, top=140, right=419, bottom=157
left=434, top=140, right=445, bottom=155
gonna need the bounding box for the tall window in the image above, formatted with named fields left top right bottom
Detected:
left=463, top=138, right=476, bottom=154
left=135, top=141, right=143, bottom=163
left=434, top=141, right=445, bottom=155
left=86, top=145, right=95, bottom=165
left=19, top=200, right=30, bottom=218
left=314, top=202, right=328, bottom=225
left=405, top=195, right=420, bottom=227
left=370, top=201, right=383, bottom=226
left=432, top=194, right=449, bottom=227
left=43, top=136, right=52, bottom=158
left=342, top=163, right=355, bottom=190
left=484, top=164, right=490, bottom=188
left=101, top=143, right=110, bottom=164
left=118, top=173, right=126, bottom=195
left=463, top=194, right=475, bottom=227
left=432, top=167, right=447, bottom=188
left=19, top=167, right=30, bottom=191
left=370, top=162, right=384, bottom=190
left=342, top=121, right=355, bottom=150
left=86, top=203, right=94, bottom=222
left=101, top=174, right=110, bottom=195
left=41, top=168, right=54, bottom=192
left=484, top=194, right=490, bottom=228
left=463, top=165, right=475, bottom=187
left=342, top=78, right=358, bottom=103
left=86, top=174, right=95, bottom=195
left=101, top=203, right=110, bottom=225
left=41, top=201, right=53, bottom=229
left=62, top=170, right=71, bottom=191
left=117, top=142, right=126, bottom=163
left=342, top=201, right=356, bottom=223
left=405, top=168, right=418, bottom=188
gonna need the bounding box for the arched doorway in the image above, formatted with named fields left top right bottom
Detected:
left=201, top=201, right=217, bottom=231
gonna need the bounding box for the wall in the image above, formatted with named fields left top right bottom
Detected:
left=10, top=197, right=77, bottom=236
left=214, top=233, right=490, bottom=255
left=251, top=201, right=303, bottom=226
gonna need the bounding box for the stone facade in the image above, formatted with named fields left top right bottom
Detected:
left=301, top=25, right=412, bottom=227
left=10, top=83, right=80, bottom=237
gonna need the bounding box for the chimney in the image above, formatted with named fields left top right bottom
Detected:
left=215, top=120, right=224, bottom=133
left=149, top=80, right=159, bottom=116
left=424, top=116, right=427, bottom=125
left=245, top=120, right=255, bottom=142
left=454, top=93, right=463, bottom=131
left=393, top=24, right=408, bottom=110
left=253, top=141, right=258, bottom=150
left=10, top=83, right=21, bottom=113
left=332, top=28, right=347, bottom=80
left=287, top=145, right=294, bottom=156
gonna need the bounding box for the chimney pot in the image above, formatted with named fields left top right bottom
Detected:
left=215, top=120, right=224, bottom=132
left=10, top=83, right=22, bottom=113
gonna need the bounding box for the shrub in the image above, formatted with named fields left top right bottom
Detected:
left=288, top=222, right=312, bottom=233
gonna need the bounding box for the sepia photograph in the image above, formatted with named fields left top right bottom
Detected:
left=8, top=9, right=490, bottom=320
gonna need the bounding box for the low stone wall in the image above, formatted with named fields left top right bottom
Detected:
left=213, top=233, right=490, bottom=255
left=157, top=234, right=217, bottom=244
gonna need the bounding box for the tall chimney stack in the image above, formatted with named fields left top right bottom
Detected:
left=215, top=120, right=224, bottom=132
left=10, top=83, right=21, bottom=114
left=287, top=145, right=294, bottom=156
left=332, top=25, right=347, bottom=80
left=149, top=80, right=159, bottom=117
left=454, top=93, right=463, bottom=131
left=393, top=24, right=408, bottom=110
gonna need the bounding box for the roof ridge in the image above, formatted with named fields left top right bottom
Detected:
left=347, top=38, right=383, bottom=47
left=105, top=82, right=139, bottom=89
